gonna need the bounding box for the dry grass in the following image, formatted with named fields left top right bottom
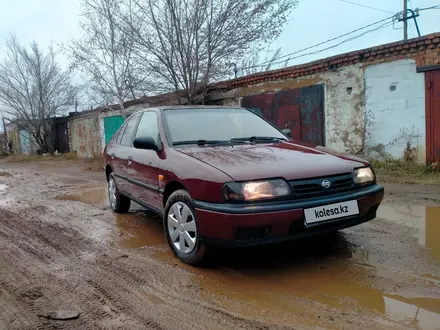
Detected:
left=2, top=152, right=105, bottom=172
left=0, top=171, right=11, bottom=177
left=372, top=160, right=440, bottom=185
left=3, top=152, right=105, bottom=173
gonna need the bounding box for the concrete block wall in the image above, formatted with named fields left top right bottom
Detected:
left=69, top=113, right=103, bottom=158
left=321, top=64, right=365, bottom=154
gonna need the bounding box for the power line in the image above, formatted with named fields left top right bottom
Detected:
left=236, top=3, right=440, bottom=73
left=238, top=15, right=395, bottom=70
left=339, top=0, right=394, bottom=14
left=417, top=4, right=440, bottom=10
left=238, top=20, right=394, bottom=71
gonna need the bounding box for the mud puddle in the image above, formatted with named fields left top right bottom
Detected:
left=56, top=187, right=166, bottom=249
left=153, top=236, right=440, bottom=329
left=115, top=212, right=166, bottom=249
left=150, top=203, right=440, bottom=329
left=377, top=204, right=440, bottom=261
left=52, top=183, right=440, bottom=328
left=55, top=186, right=109, bottom=206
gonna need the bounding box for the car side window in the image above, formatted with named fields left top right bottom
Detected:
left=135, top=111, right=160, bottom=143
left=120, top=113, right=141, bottom=147
left=115, top=123, right=126, bottom=144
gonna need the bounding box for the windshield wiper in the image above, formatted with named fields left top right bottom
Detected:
left=173, top=139, right=231, bottom=146
left=230, top=136, right=287, bottom=143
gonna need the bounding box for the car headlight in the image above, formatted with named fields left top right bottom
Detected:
left=354, top=167, right=375, bottom=184
left=223, top=179, right=292, bottom=201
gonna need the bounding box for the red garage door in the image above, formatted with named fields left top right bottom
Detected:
left=241, top=84, right=325, bottom=146
left=425, top=70, right=440, bottom=163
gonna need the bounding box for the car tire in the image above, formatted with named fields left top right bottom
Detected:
left=164, top=189, right=208, bottom=266
left=108, top=173, right=131, bottom=213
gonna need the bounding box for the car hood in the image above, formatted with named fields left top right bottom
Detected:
left=176, top=142, right=368, bottom=181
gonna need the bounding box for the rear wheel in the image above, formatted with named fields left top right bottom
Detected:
left=164, top=190, right=208, bottom=265
left=108, top=173, right=131, bottom=213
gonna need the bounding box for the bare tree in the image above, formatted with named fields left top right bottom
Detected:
left=0, top=36, right=77, bottom=154
left=126, top=0, right=297, bottom=104
left=67, top=0, right=152, bottom=109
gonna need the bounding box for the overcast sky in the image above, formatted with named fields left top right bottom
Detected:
left=0, top=0, right=439, bottom=72
left=270, top=0, right=440, bottom=67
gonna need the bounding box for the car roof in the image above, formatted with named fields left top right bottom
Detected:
left=128, top=105, right=249, bottom=119
left=162, top=105, right=244, bottom=110
left=136, top=105, right=245, bottom=112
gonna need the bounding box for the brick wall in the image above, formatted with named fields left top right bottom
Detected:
left=208, top=33, right=440, bottom=92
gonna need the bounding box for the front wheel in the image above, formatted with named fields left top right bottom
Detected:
left=164, top=190, right=208, bottom=265
left=108, top=173, right=131, bottom=213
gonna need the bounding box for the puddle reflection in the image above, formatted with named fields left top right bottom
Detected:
left=154, top=233, right=440, bottom=328
left=55, top=186, right=108, bottom=206
left=426, top=207, right=440, bottom=261
left=384, top=295, right=440, bottom=329
left=377, top=204, right=440, bottom=261
left=56, top=187, right=166, bottom=249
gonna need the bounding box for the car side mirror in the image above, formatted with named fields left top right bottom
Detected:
left=281, top=129, right=291, bottom=138
left=133, top=136, right=159, bottom=151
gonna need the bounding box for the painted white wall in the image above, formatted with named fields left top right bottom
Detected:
left=321, top=64, right=365, bottom=153
left=365, top=59, right=425, bottom=161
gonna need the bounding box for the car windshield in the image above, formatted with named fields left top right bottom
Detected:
left=163, top=108, right=287, bottom=145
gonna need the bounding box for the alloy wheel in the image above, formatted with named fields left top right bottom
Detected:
left=167, top=202, right=197, bottom=254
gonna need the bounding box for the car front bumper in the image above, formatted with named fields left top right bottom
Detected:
left=194, top=184, right=384, bottom=247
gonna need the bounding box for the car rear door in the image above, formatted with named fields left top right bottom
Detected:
left=114, top=113, right=142, bottom=194
left=127, top=111, right=163, bottom=213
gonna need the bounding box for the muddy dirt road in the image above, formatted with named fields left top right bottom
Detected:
left=0, top=160, right=439, bottom=330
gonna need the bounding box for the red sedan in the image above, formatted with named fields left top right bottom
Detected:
left=103, top=106, right=384, bottom=265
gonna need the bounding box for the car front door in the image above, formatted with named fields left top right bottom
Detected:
left=114, top=113, right=142, bottom=194
left=127, top=111, right=163, bottom=213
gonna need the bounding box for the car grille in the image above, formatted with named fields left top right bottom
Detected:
left=289, top=173, right=354, bottom=199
